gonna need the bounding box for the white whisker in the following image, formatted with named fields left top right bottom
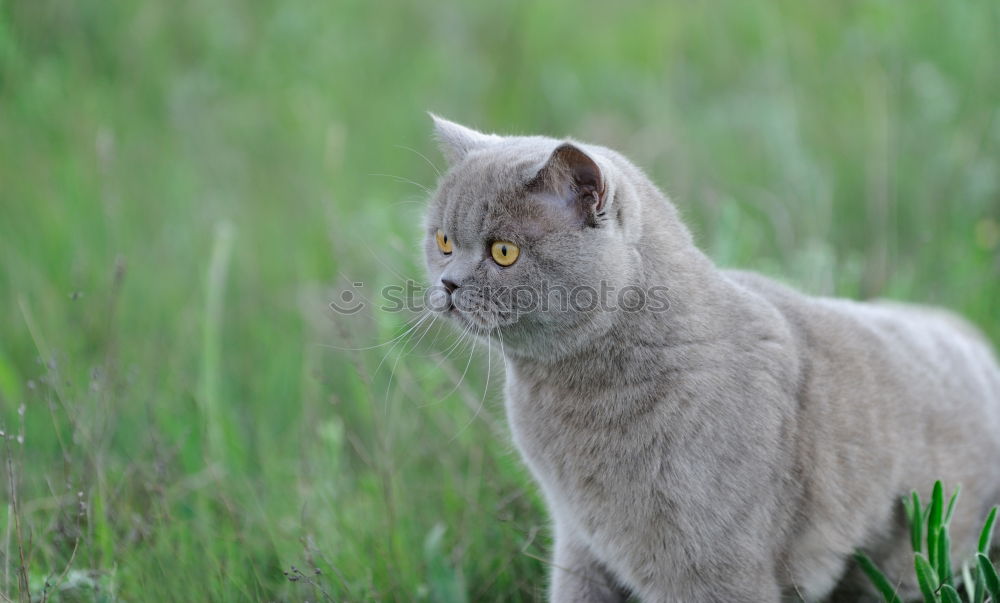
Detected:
left=402, top=311, right=439, bottom=356
left=378, top=312, right=439, bottom=415
left=431, top=326, right=469, bottom=367
left=318, top=310, right=427, bottom=352
left=450, top=324, right=496, bottom=440
left=367, top=172, right=431, bottom=194
left=496, top=326, right=510, bottom=380
left=393, top=144, right=442, bottom=178
left=360, top=240, right=422, bottom=284
left=434, top=327, right=479, bottom=405
left=372, top=312, right=432, bottom=380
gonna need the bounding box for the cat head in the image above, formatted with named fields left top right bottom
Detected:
left=423, top=115, right=650, bottom=357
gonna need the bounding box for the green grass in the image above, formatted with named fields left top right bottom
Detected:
left=1, top=0, right=999, bottom=600
left=857, top=482, right=999, bottom=603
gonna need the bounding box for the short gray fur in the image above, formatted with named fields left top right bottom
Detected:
left=423, top=115, right=1000, bottom=602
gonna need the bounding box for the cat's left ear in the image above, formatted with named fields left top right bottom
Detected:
left=429, top=113, right=500, bottom=165
left=532, top=143, right=607, bottom=227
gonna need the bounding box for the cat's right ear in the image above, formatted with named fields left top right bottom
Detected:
left=531, top=143, right=607, bottom=227
left=429, top=113, right=500, bottom=165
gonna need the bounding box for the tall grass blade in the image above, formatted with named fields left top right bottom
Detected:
left=912, top=491, right=924, bottom=553
left=944, top=486, right=960, bottom=525
left=974, top=567, right=985, bottom=603
left=977, top=553, right=1000, bottom=602
left=92, top=487, right=114, bottom=571
left=961, top=562, right=981, bottom=603
left=200, top=220, right=235, bottom=464
left=928, top=481, right=944, bottom=569
left=938, top=584, right=961, bottom=603
left=423, top=524, right=468, bottom=603
left=979, top=507, right=997, bottom=554
left=915, top=553, right=940, bottom=603
left=937, top=526, right=952, bottom=587
left=854, top=551, right=902, bottom=603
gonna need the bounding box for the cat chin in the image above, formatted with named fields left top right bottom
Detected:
left=442, top=307, right=499, bottom=336
left=445, top=309, right=529, bottom=344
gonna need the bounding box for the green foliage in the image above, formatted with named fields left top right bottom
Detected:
left=908, top=492, right=925, bottom=554
left=423, top=524, right=468, bottom=603
left=981, top=509, right=998, bottom=555
left=930, top=482, right=945, bottom=571
left=1, top=0, right=999, bottom=600
left=856, top=551, right=903, bottom=603
left=980, top=554, right=1000, bottom=602
left=944, top=585, right=967, bottom=603
left=916, top=553, right=941, bottom=603
left=859, top=482, right=999, bottom=603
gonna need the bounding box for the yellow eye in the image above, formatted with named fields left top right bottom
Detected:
left=490, top=241, right=520, bottom=266
left=435, top=230, right=453, bottom=254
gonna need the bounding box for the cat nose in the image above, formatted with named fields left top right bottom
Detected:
left=441, top=278, right=460, bottom=294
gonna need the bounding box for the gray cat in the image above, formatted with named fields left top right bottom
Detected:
left=422, top=115, right=1000, bottom=602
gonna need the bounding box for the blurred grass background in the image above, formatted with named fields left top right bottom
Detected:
left=1, top=0, right=998, bottom=600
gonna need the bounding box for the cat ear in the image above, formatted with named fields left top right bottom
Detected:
left=428, top=113, right=500, bottom=165
left=532, top=143, right=607, bottom=226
